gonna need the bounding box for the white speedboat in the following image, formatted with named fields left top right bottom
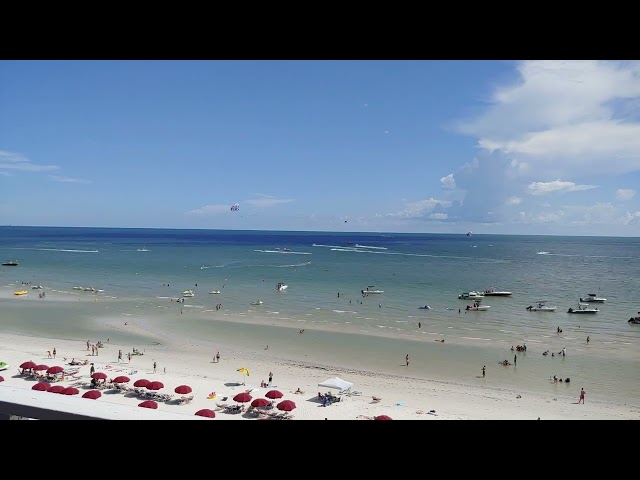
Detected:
left=182, top=290, right=195, bottom=297
left=579, top=293, right=606, bottom=303
left=466, top=304, right=490, bottom=311
left=526, top=302, right=557, bottom=312
left=567, top=303, right=598, bottom=314
left=483, top=287, right=512, bottom=296
left=458, top=291, right=484, bottom=300
left=209, top=290, right=221, bottom=294
left=418, top=305, right=432, bottom=310
left=251, top=300, right=264, bottom=305
left=276, top=282, right=288, bottom=291
left=361, top=286, right=384, bottom=295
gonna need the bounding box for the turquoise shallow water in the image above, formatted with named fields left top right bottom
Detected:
left=1, top=226, right=639, bottom=405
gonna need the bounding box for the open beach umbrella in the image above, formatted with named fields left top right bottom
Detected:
left=113, top=375, right=130, bottom=384
left=174, top=385, right=192, bottom=394
left=265, top=390, right=283, bottom=399
left=251, top=398, right=271, bottom=408
left=48, top=385, right=65, bottom=394
left=0, top=376, right=4, bottom=382
left=146, top=381, right=164, bottom=390
left=20, top=361, right=37, bottom=370
left=34, top=364, right=49, bottom=371
left=276, top=400, right=296, bottom=411
left=133, top=378, right=150, bottom=387
left=63, top=387, right=79, bottom=395
left=82, top=390, right=102, bottom=399
left=138, top=400, right=158, bottom=409
left=195, top=409, right=215, bottom=418
left=32, top=382, right=50, bottom=391
left=47, top=366, right=64, bottom=374
left=374, top=415, right=393, bottom=420
left=237, top=367, right=250, bottom=376
left=91, top=372, right=108, bottom=381
left=233, top=392, right=252, bottom=403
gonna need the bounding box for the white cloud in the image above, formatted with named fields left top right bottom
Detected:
left=49, top=175, right=92, bottom=184
left=527, top=180, right=598, bottom=195
left=440, top=174, right=456, bottom=189
left=185, top=204, right=230, bottom=216
left=429, top=213, right=448, bottom=220
left=244, top=195, right=293, bottom=208
left=624, top=211, right=640, bottom=225
left=616, top=188, right=636, bottom=201
left=0, top=150, right=59, bottom=172
left=387, top=198, right=452, bottom=218
left=506, top=196, right=522, bottom=205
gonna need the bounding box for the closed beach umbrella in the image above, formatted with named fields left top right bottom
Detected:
left=113, top=376, right=130, bottom=384
left=91, top=372, right=108, bottom=380
left=174, top=385, right=192, bottom=394
left=63, top=387, right=79, bottom=395
left=20, top=361, right=37, bottom=370
left=146, top=381, right=164, bottom=390
left=82, top=390, right=102, bottom=399
left=195, top=409, right=215, bottom=418
left=34, top=364, right=49, bottom=371
left=276, top=400, right=296, bottom=411
left=233, top=392, right=252, bottom=403
left=374, top=415, right=393, bottom=420
left=251, top=398, right=271, bottom=408
left=265, top=390, right=283, bottom=399
left=138, top=400, right=158, bottom=409
left=48, top=385, right=65, bottom=394
left=46, top=366, right=64, bottom=374
left=33, top=382, right=50, bottom=391
left=133, top=378, right=150, bottom=387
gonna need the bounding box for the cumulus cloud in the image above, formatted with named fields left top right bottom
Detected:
left=506, top=196, right=522, bottom=205
left=185, top=204, right=230, bottom=216
left=440, top=174, right=456, bottom=189
left=624, top=211, right=640, bottom=224
left=49, top=175, right=92, bottom=184
left=0, top=150, right=59, bottom=172
left=244, top=195, right=293, bottom=208
left=527, top=180, right=598, bottom=195
left=616, top=188, right=636, bottom=201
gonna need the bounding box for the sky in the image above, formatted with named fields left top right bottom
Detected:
left=1, top=60, right=639, bottom=236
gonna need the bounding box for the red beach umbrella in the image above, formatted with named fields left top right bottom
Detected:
left=251, top=398, right=271, bottom=408
left=146, top=381, right=164, bottom=390
left=374, top=415, right=393, bottom=420
left=0, top=376, right=4, bottom=382
left=34, top=364, right=49, bottom=371
left=82, top=390, right=102, bottom=399
left=195, top=409, right=215, bottom=418
left=133, top=378, right=150, bottom=387
left=276, top=400, right=296, bottom=411
left=63, top=387, right=79, bottom=395
left=138, top=400, right=158, bottom=409
left=113, top=376, right=130, bottom=384
left=48, top=385, right=65, bottom=394
left=174, top=385, right=192, bottom=394
left=20, top=361, right=37, bottom=369
left=46, top=366, right=64, bottom=374
left=265, top=390, right=283, bottom=399
left=233, top=392, right=252, bottom=403
left=32, top=382, right=50, bottom=391
left=91, top=372, right=108, bottom=380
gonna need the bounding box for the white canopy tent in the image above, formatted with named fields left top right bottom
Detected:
left=318, top=377, right=353, bottom=393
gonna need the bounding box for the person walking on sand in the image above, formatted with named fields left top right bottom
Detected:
left=53, top=348, right=56, bottom=359
left=128, top=352, right=131, bottom=363
left=118, top=350, right=123, bottom=362
left=216, top=351, right=220, bottom=363
left=514, top=354, right=517, bottom=366
left=47, top=350, right=52, bottom=359
left=268, top=372, right=273, bottom=385
left=405, top=354, right=410, bottom=366
left=578, top=387, right=585, bottom=404
left=482, top=365, right=486, bottom=378
left=153, top=361, right=157, bottom=373
left=90, top=363, right=95, bottom=376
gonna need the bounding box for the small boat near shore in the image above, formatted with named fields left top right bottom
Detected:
left=579, top=293, right=606, bottom=303
left=361, top=286, right=384, bottom=296
left=2, top=260, right=18, bottom=266
left=629, top=312, right=640, bottom=324
left=209, top=290, right=221, bottom=294
left=14, top=290, right=28, bottom=296
left=483, top=287, right=512, bottom=296
left=568, top=303, right=598, bottom=314
left=458, top=291, right=484, bottom=300
left=251, top=300, right=264, bottom=306
left=466, top=304, right=490, bottom=311
left=526, top=301, right=557, bottom=312
left=276, top=282, right=288, bottom=291
left=182, top=290, right=195, bottom=297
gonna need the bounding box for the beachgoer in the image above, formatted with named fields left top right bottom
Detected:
left=268, top=372, right=273, bottom=385
left=216, top=352, right=220, bottom=363
left=587, top=336, right=590, bottom=344
left=405, top=354, right=409, bottom=366
left=418, top=322, right=421, bottom=329
left=47, top=350, right=52, bottom=358
left=295, top=388, right=303, bottom=394
left=53, top=348, right=56, bottom=359
left=514, top=354, right=517, bottom=365
left=90, top=363, right=95, bottom=376
left=128, top=352, right=131, bottom=363
left=153, top=361, right=157, bottom=373
left=482, top=365, right=486, bottom=378
left=87, top=340, right=90, bottom=351
left=118, top=350, right=122, bottom=362
left=578, top=388, right=585, bottom=404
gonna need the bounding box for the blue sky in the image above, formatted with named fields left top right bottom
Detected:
left=1, top=60, right=639, bottom=235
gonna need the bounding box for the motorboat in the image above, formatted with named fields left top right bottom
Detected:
left=209, top=290, right=221, bottom=294
left=466, top=304, right=490, bottom=311
left=182, top=290, right=195, bottom=297
left=14, top=290, right=28, bottom=296
left=567, top=303, right=598, bottom=314
left=361, top=286, right=384, bottom=296
left=251, top=300, right=264, bottom=305
left=526, top=302, right=557, bottom=312
left=483, top=287, right=512, bottom=296
left=418, top=305, right=432, bottom=310
left=31, top=285, right=44, bottom=290
left=2, top=260, right=18, bottom=266
left=458, top=291, right=484, bottom=300
left=276, top=283, right=288, bottom=291
left=579, top=293, right=606, bottom=303
left=137, top=247, right=151, bottom=252
left=629, top=313, right=640, bottom=324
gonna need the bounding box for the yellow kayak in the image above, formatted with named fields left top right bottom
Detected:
left=14, top=290, right=28, bottom=295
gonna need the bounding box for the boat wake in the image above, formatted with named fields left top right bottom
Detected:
left=254, top=249, right=311, bottom=255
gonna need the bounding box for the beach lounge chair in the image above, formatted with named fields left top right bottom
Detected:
left=215, top=402, right=229, bottom=410
left=371, top=396, right=382, bottom=403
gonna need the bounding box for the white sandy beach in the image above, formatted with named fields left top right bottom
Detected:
left=1, top=331, right=638, bottom=420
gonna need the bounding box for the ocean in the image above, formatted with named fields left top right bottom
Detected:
left=1, top=226, right=639, bottom=405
